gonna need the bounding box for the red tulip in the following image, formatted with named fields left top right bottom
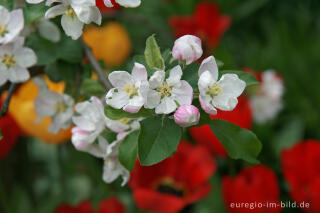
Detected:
left=222, top=165, right=281, bottom=213
left=129, top=142, right=216, bottom=213
left=0, top=100, right=20, bottom=158
left=189, top=96, right=252, bottom=157
left=169, top=2, right=231, bottom=50
left=282, top=140, right=320, bottom=213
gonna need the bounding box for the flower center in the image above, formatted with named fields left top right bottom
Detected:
left=55, top=102, right=67, bottom=112
left=0, top=25, right=8, bottom=37
left=120, top=118, right=130, bottom=125
left=123, top=84, right=138, bottom=98
left=65, top=8, right=76, bottom=19
left=157, top=81, right=172, bottom=98
left=2, top=54, right=16, bottom=68
left=155, top=177, right=185, bottom=198
left=207, top=82, right=222, bottom=97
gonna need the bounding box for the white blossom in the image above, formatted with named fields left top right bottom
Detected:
left=0, top=6, right=24, bottom=44
left=0, top=37, right=37, bottom=86
left=102, top=137, right=130, bottom=186
left=34, top=77, right=74, bottom=134
left=44, top=0, right=102, bottom=40
left=72, top=96, right=106, bottom=153
left=172, top=35, right=203, bottom=65
left=106, top=63, right=149, bottom=113
left=145, top=65, right=193, bottom=114
left=250, top=70, right=284, bottom=124
left=198, top=56, right=246, bottom=115
left=104, top=0, right=141, bottom=8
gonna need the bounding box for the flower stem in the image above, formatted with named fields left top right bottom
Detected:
left=0, top=83, right=17, bottom=118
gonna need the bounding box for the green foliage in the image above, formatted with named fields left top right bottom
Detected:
left=104, top=105, right=154, bottom=120
left=210, top=119, right=262, bottom=164
left=23, top=3, right=47, bottom=24
left=0, top=0, right=13, bottom=10
left=118, top=130, right=139, bottom=171
left=80, top=79, right=105, bottom=97
left=220, top=70, right=259, bottom=86
left=26, top=34, right=83, bottom=66
left=144, top=35, right=165, bottom=73
left=138, top=116, right=182, bottom=166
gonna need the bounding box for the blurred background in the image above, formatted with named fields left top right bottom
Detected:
left=1, top=0, right=320, bottom=212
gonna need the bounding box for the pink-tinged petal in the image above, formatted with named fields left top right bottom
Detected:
left=198, top=56, right=218, bottom=81
left=132, top=62, right=148, bottom=82
left=199, top=95, right=217, bottom=115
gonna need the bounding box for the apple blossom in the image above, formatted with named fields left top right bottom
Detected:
left=34, top=77, right=74, bottom=134
left=250, top=70, right=284, bottom=124
left=72, top=96, right=106, bottom=153
left=144, top=65, right=193, bottom=114
left=106, top=63, right=149, bottom=113
left=0, top=37, right=37, bottom=86
left=172, top=35, right=203, bottom=65
left=106, top=117, right=140, bottom=133
left=103, top=0, right=141, bottom=8
left=44, top=0, right=102, bottom=40
left=102, top=137, right=130, bottom=186
left=198, top=56, right=246, bottom=115
left=0, top=6, right=24, bottom=44
left=174, top=104, right=200, bottom=127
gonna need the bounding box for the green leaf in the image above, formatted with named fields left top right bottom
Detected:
left=210, top=119, right=262, bottom=164
left=104, top=105, right=154, bottom=120
left=220, top=70, right=259, bottom=86
left=138, top=116, right=182, bottom=166
left=24, top=3, right=47, bottom=24
left=118, top=130, right=139, bottom=171
left=101, top=131, right=117, bottom=143
left=144, top=35, right=165, bottom=73
left=0, top=0, right=13, bottom=10
left=80, top=79, right=105, bottom=97
left=182, top=62, right=200, bottom=89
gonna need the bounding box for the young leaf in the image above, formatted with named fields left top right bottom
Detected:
left=104, top=105, right=154, bottom=120
left=138, top=116, right=182, bottom=166
left=210, top=119, right=262, bottom=164
left=118, top=130, right=139, bottom=171
left=220, top=70, right=259, bottom=86
left=144, top=35, right=165, bottom=72
left=24, top=4, right=47, bottom=24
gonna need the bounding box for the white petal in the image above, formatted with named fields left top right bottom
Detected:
left=106, top=88, right=129, bottom=109
left=61, top=14, right=84, bottom=40
left=35, top=91, right=60, bottom=118
left=155, top=97, right=177, bottom=114
left=45, top=4, right=67, bottom=19
left=108, top=71, right=134, bottom=88
left=149, top=70, right=165, bottom=89
left=144, top=89, right=161, bottom=109
left=167, top=65, right=182, bottom=86
left=219, top=74, right=246, bottom=97
left=33, top=76, right=48, bottom=90
left=123, top=95, right=144, bottom=113
left=198, top=70, right=215, bottom=94
left=132, top=62, right=147, bottom=82
left=198, top=56, right=218, bottom=81
left=0, top=6, right=10, bottom=25
left=15, top=47, right=37, bottom=68
left=115, top=0, right=141, bottom=7
left=199, top=95, right=217, bottom=115
left=0, top=69, right=8, bottom=86
left=38, top=19, right=61, bottom=42
left=73, top=5, right=101, bottom=25
left=172, top=80, right=193, bottom=106
left=26, top=0, right=45, bottom=3
left=7, top=66, right=30, bottom=83
left=213, top=94, right=238, bottom=111
left=104, top=0, right=114, bottom=7
left=5, top=9, right=24, bottom=44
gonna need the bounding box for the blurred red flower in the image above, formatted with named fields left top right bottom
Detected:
left=189, top=96, right=252, bottom=157
left=169, top=2, right=231, bottom=50
left=96, top=0, right=120, bottom=12
left=282, top=140, right=320, bottom=213
left=222, top=165, right=281, bottom=213
left=0, top=100, right=20, bottom=158
left=129, top=141, right=216, bottom=213
left=55, top=198, right=125, bottom=213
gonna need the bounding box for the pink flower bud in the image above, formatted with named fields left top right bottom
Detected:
left=172, top=35, right=203, bottom=65
left=174, top=105, right=200, bottom=127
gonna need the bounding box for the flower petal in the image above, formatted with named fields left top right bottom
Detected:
left=172, top=80, right=193, bottom=105
left=106, top=88, right=129, bottom=109
left=198, top=56, right=218, bottom=81
left=219, top=74, right=246, bottom=97
left=199, top=95, right=217, bottom=115
left=15, top=47, right=37, bottom=68
left=144, top=90, right=161, bottom=109
left=123, top=95, right=144, bottom=113
left=132, top=62, right=148, bottom=82
left=7, top=66, right=30, bottom=83
left=198, top=70, right=215, bottom=94
left=108, top=71, right=134, bottom=88
left=115, top=0, right=141, bottom=7
left=167, top=65, right=182, bottom=86
left=213, top=94, right=238, bottom=111
left=149, top=70, right=165, bottom=89
left=61, top=14, right=84, bottom=40
left=155, top=97, right=177, bottom=114
left=45, top=4, right=67, bottom=19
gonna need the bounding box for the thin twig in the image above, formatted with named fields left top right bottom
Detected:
left=0, top=83, right=17, bottom=118
left=81, top=39, right=113, bottom=90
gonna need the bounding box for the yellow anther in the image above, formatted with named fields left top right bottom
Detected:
left=2, top=54, right=16, bottom=68
left=56, top=102, right=67, bottom=112
left=123, top=84, right=138, bottom=98
left=207, top=82, right=222, bottom=97
left=120, top=118, right=130, bottom=125
left=0, top=25, right=8, bottom=37
left=158, top=81, right=172, bottom=98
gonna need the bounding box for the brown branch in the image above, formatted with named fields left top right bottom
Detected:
left=0, top=83, right=17, bottom=118
left=81, top=39, right=113, bottom=90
